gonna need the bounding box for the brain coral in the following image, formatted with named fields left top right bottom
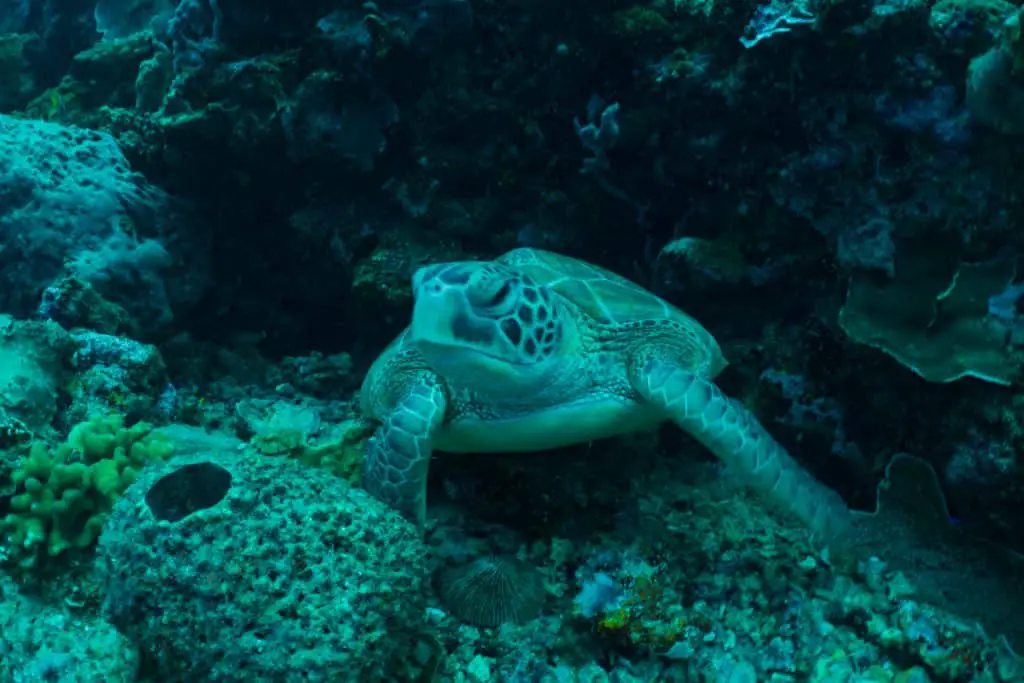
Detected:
left=97, top=448, right=428, bottom=682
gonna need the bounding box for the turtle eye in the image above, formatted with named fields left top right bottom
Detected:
left=486, top=281, right=512, bottom=307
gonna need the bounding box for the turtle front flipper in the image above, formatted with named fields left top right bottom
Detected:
left=633, top=358, right=850, bottom=540
left=363, top=376, right=447, bottom=528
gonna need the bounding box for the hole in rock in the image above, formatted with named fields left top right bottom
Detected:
left=145, top=462, right=232, bottom=523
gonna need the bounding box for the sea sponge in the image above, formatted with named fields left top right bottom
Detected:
left=98, top=449, right=429, bottom=681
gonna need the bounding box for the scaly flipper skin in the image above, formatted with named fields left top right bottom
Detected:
left=633, top=357, right=851, bottom=540
left=362, top=376, right=447, bottom=527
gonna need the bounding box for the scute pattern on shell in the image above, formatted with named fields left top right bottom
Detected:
left=498, top=248, right=697, bottom=327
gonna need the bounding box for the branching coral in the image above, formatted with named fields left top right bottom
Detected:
left=2, top=414, right=172, bottom=568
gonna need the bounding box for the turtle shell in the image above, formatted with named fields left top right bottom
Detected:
left=498, top=248, right=728, bottom=376
left=498, top=248, right=692, bottom=326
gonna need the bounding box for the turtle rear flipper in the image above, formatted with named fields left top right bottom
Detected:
left=633, top=357, right=851, bottom=540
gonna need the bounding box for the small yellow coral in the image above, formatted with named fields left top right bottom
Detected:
left=597, top=607, right=630, bottom=632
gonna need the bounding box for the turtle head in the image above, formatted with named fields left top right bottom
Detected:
left=410, top=262, right=566, bottom=392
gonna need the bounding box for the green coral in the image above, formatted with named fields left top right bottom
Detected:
left=251, top=415, right=371, bottom=484
left=2, top=414, right=172, bottom=567
left=290, top=438, right=366, bottom=483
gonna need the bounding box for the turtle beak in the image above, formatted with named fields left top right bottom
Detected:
left=410, top=286, right=463, bottom=346
left=411, top=266, right=441, bottom=296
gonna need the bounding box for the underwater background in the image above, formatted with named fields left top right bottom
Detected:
left=0, top=0, right=1023, bottom=680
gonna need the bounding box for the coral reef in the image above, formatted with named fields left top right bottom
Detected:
left=0, top=315, right=74, bottom=433
left=0, top=0, right=1022, bottom=679
left=0, top=573, right=138, bottom=682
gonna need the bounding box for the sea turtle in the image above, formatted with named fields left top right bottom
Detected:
left=360, top=248, right=849, bottom=538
